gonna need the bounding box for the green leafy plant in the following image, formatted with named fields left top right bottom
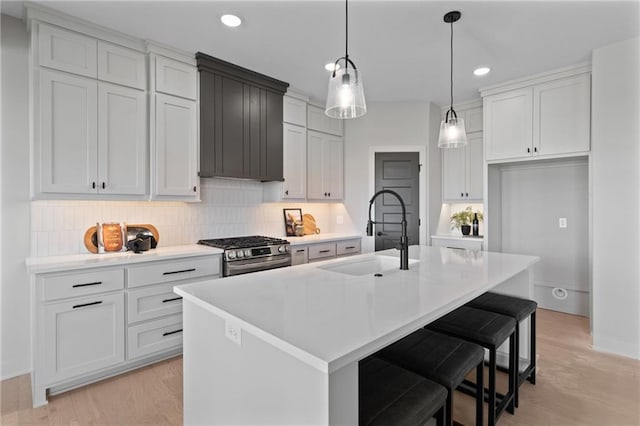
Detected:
left=450, top=206, right=483, bottom=230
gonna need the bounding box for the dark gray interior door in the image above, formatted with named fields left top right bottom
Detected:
left=374, top=152, right=420, bottom=251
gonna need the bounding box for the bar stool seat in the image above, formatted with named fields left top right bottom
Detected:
left=427, top=306, right=517, bottom=426
left=359, top=356, right=447, bottom=426
left=466, top=292, right=538, bottom=405
left=377, top=329, right=484, bottom=426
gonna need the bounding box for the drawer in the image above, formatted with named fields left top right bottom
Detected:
left=336, top=239, right=361, bottom=256
left=308, top=243, right=336, bottom=261
left=40, top=268, right=124, bottom=302
left=127, top=314, right=183, bottom=360
left=126, top=256, right=220, bottom=288
left=127, top=283, right=182, bottom=324
left=291, top=245, right=309, bottom=266
left=432, top=238, right=483, bottom=251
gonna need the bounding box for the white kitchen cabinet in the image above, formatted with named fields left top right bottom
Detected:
left=294, top=238, right=362, bottom=264
left=336, top=239, right=361, bottom=256
left=307, top=104, right=343, bottom=136
left=533, top=73, right=591, bottom=156
left=307, top=130, right=344, bottom=200
left=41, top=292, right=125, bottom=384
left=154, top=55, right=197, bottom=101
left=283, top=95, right=307, bottom=127
left=97, top=42, right=146, bottom=90
left=291, top=245, right=309, bottom=266
left=98, top=82, right=147, bottom=195
left=483, top=71, right=590, bottom=161
left=38, top=69, right=98, bottom=194
left=127, top=314, right=183, bottom=360
left=282, top=123, right=307, bottom=199
left=431, top=236, right=483, bottom=251
left=152, top=93, right=199, bottom=199
left=38, top=23, right=97, bottom=78
left=484, top=88, right=533, bottom=161
left=442, top=133, right=483, bottom=201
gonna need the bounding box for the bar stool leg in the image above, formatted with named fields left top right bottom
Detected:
left=476, top=362, right=484, bottom=426
left=436, top=405, right=446, bottom=426
left=514, top=323, right=520, bottom=408
left=445, top=390, right=453, bottom=426
left=507, top=331, right=516, bottom=414
left=488, top=348, right=496, bottom=426
left=529, top=311, right=537, bottom=385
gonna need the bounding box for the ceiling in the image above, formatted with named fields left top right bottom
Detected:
left=2, top=1, right=639, bottom=106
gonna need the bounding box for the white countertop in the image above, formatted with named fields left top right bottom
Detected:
left=26, top=244, right=223, bottom=274
left=286, top=232, right=362, bottom=246
left=175, top=245, right=538, bottom=374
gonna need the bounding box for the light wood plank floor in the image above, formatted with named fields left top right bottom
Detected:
left=2, top=309, right=639, bottom=425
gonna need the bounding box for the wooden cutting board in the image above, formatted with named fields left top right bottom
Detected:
left=84, top=224, right=159, bottom=254
left=303, top=214, right=320, bottom=235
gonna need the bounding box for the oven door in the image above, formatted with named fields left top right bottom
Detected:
left=224, top=254, right=291, bottom=277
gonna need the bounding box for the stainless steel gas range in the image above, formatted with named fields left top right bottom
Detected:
left=198, top=235, right=291, bottom=277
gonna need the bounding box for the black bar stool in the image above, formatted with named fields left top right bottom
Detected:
left=377, top=329, right=485, bottom=426
left=427, top=306, right=517, bottom=426
left=359, top=356, right=447, bottom=426
left=466, top=292, right=537, bottom=407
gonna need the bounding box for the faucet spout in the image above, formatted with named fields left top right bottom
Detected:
left=367, top=189, right=410, bottom=270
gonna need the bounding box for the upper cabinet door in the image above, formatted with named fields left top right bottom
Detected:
left=98, top=83, right=147, bottom=195
left=307, top=105, right=344, bottom=136
left=97, top=42, right=146, bottom=90
left=323, top=135, right=344, bottom=200
left=466, top=133, right=484, bottom=200
left=39, top=69, right=98, bottom=194
left=38, top=24, right=97, bottom=78
left=282, top=123, right=307, bottom=199
left=484, top=88, right=533, bottom=161
left=441, top=145, right=465, bottom=201
left=155, top=55, right=197, bottom=100
left=534, top=73, right=591, bottom=156
left=154, top=94, right=198, bottom=197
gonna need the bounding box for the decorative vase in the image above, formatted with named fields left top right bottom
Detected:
left=461, top=225, right=471, bottom=236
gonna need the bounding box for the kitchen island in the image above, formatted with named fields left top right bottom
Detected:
left=174, top=245, right=538, bottom=425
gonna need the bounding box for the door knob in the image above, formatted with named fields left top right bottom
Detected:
left=376, top=232, right=386, bottom=237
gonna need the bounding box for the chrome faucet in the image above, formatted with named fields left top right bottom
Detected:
left=366, top=189, right=409, bottom=270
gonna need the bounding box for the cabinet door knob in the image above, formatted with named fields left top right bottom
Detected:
left=534, top=147, right=538, bottom=153
left=92, top=182, right=96, bottom=189
left=527, top=147, right=531, bottom=153
left=193, top=186, right=197, bottom=192
left=461, top=192, right=464, bottom=197
left=324, top=192, right=327, bottom=196
left=102, top=182, right=105, bottom=189
left=328, top=192, right=331, bottom=197
left=285, top=190, right=289, bottom=195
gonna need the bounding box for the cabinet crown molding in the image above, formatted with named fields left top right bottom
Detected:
left=480, top=62, right=591, bottom=97
left=196, top=52, right=289, bottom=94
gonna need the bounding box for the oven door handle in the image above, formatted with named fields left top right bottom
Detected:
left=227, top=256, right=291, bottom=274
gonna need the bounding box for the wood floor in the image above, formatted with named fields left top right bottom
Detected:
left=2, top=309, right=639, bottom=425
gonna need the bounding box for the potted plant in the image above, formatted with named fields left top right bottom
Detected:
left=450, top=206, right=483, bottom=236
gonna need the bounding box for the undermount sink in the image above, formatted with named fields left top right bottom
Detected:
left=319, top=255, right=418, bottom=276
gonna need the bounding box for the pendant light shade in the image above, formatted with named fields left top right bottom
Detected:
left=438, top=11, right=467, bottom=148
left=325, top=0, right=367, bottom=119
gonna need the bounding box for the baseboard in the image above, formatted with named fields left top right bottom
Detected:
left=592, top=334, right=640, bottom=360
left=1, top=368, right=32, bottom=382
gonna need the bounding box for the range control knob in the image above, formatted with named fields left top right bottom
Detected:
left=244, top=249, right=251, bottom=258
left=236, top=250, right=244, bottom=258
left=278, top=245, right=286, bottom=253
left=227, top=251, right=236, bottom=260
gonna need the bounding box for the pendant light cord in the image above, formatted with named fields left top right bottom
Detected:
left=345, top=0, right=349, bottom=66
left=449, top=19, right=454, bottom=114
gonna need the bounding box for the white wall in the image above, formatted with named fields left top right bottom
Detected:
left=1, top=14, right=32, bottom=379
left=336, top=102, right=437, bottom=253
left=591, top=37, right=640, bottom=359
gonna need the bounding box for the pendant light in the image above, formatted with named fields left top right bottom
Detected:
left=438, top=11, right=467, bottom=148
left=325, top=0, right=367, bottom=119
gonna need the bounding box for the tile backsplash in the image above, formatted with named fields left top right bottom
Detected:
left=31, top=179, right=331, bottom=257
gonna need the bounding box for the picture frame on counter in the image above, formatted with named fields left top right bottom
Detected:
left=283, top=208, right=303, bottom=237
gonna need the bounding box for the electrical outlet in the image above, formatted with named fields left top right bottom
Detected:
left=559, top=218, right=567, bottom=228
left=336, top=215, right=344, bottom=225
left=225, top=320, right=242, bottom=346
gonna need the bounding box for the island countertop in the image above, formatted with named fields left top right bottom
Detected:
left=175, top=245, right=539, bottom=374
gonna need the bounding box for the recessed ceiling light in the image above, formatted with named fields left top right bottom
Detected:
left=221, top=14, right=242, bottom=28
left=473, top=67, right=491, bottom=76
left=324, top=62, right=341, bottom=72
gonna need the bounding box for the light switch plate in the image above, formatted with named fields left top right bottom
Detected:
left=559, top=218, right=567, bottom=228
left=225, top=320, right=242, bottom=346
left=336, top=215, right=344, bottom=225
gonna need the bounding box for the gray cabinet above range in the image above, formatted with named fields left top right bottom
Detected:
left=197, top=53, right=289, bottom=181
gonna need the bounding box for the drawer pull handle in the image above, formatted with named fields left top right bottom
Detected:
left=446, top=246, right=465, bottom=250
left=345, top=246, right=356, bottom=250
left=72, top=281, right=102, bottom=288
left=163, top=329, right=183, bottom=337
left=318, top=249, right=331, bottom=254
left=73, top=301, right=102, bottom=309
left=295, top=249, right=306, bottom=253
left=162, top=296, right=183, bottom=303
left=163, top=268, right=196, bottom=276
